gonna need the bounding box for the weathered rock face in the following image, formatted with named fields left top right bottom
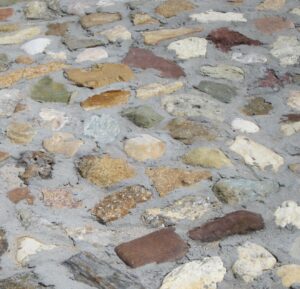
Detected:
left=274, top=201, right=300, bottom=229
left=188, top=210, right=264, bottom=242
left=277, top=264, right=300, bottom=288
left=0, top=8, right=13, bottom=20
left=155, top=0, right=195, bottom=18
left=21, top=38, right=51, bottom=55
left=24, top=1, right=52, bottom=19
left=75, top=47, right=108, bottom=63
left=80, top=12, right=122, bottom=28
left=231, top=52, right=267, bottom=64
left=257, top=0, right=286, bottom=10
left=281, top=114, right=300, bottom=136
left=289, top=163, right=300, bottom=174
left=115, top=228, right=188, bottom=268
left=39, top=108, right=68, bottom=131
left=288, top=91, right=300, bottom=111
left=42, top=188, right=82, bottom=208
left=46, top=22, right=68, bottom=36
left=100, top=25, right=131, bottom=42
left=258, top=69, right=292, bottom=89
left=64, top=252, right=145, bottom=289
left=6, top=122, right=36, bottom=144
left=92, top=185, right=152, bottom=223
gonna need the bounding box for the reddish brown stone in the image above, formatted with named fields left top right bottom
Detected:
left=115, top=228, right=188, bottom=268
left=7, top=187, right=34, bottom=205
left=258, top=69, right=292, bottom=89
left=0, top=151, right=9, bottom=162
left=255, top=16, right=294, bottom=35
left=46, top=23, right=68, bottom=36
left=0, top=8, right=13, bottom=20
left=188, top=210, right=264, bottom=242
left=123, top=48, right=185, bottom=79
left=281, top=114, right=300, bottom=123
left=207, top=27, right=262, bottom=52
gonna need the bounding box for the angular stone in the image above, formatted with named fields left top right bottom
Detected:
left=115, top=228, right=188, bottom=268
left=84, top=115, right=120, bottom=144
left=242, top=97, right=272, bottom=115
left=15, top=55, right=34, bottom=65
left=21, top=38, right=51, bottom=55
left=289, top=163, right=300, bottom=174
left=78, top=155, right=135, bottom=187
left=281, top=114, right=300, bottom=136
left=63, top=35, right=106, bottom=51
left=199, top=64, right=244, bottom=81
left=0, top=273, right=45, bottom=289
left=122, top=105, right=163, bottom=128
left=232, top=52, right=267, bottom=64
left=189, top=210, right=264, bottom=242
left=258, top=69, right=292, bottom=89
left=155, top=0, right=195, bottom=18
left=162, top=93, right=224, bottom=121
left=255, top=16, right=294, bottom=34
left=123, top=48, right=185, bottom=79
left=166, top=118, right=216, bottom=144
left=64, top=252, right=145, bottom=289
left=137, top=81, right=183, bottom=100
left=81, top=90, right=130, bottom=110
left=65, top=63, right=134, bottom=89
left=7, top=122, right=35, bottom=144
left=213, top=178, right=279, bottom=204
left=43, top=132, right=83, bottom=157
left=100, top=25, right=131, bottom=42
left=124, top=135, right=165, bottom=161
left=207, top=27, right=261, bottom=52
left=0, top=8, right=13, bottom=20
left=39, top=108, right=68, bottom=131
left=0, top=62, right=66, bottom=88
left=182, top=147, right=231, bottom=169
left=288, top=91, right=300, bottom=111
left=196, top=81, right=237, bottom=103
left=231, top=118, right=260, bottom=133
left=42, top=188, right=82, bottom=208
left=46, top=22, right=68, bottom=36
left=75, top=47, right=108, bottom=63
left=274, top=201, right=300, bottom=229
left=143, top=27, right=203, bottom=45
left=290, top=237, right=300, bottom=260
left=257, top=0, right=286, bottom=10
left=0, top=27, right=41, bottom=45
left=191, top=11, right=246, bottom=23
left=0, top=151, right=9, bottom=162
left=31, top=76, right=71, bottom=103
left=277, top=265, right=300, bottom=288
left=0, top=229, right=8, bottom=258
left=132, top=13, right=159, bottom=25
left=92, top=185, right=152, bottom=223
left=142, top=195, right=219, bottom=227
left=0, top=89, right=21, bottom=117
left=168, top=37, right=207, bottom=59
left=24, top=1, right=51, bottom=19
left=230, top=136, right=284, bottom=172
left=146, top=166, right=212, bottom=197
left=7, top=187, right=34, bottom=205
left=80, top=12, right=122, bottom=28
left=232, top=242, right=276, bottom=282
left=160, top=257, right=226, bottom=289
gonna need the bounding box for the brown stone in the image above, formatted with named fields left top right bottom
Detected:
left=7, top=187, right=34, bottom=205
left=146, top=167, right=212, bottom=197
left=0, top=151, right=9, bottom=162
left=92, top=185, right=152, bottom=223
left=46, top=23, right=68, bottom=36
left=42, top=188, right=82, bottom=208
left=188, top=210, right=264, bottom=242
left=0, top=8, right=13, bottom=20
left=258, top=69, right=292, bottom=89
left=143, top=27, right=202, bottom=45
left=78, top=155, right=135, bottom=187
left=207, top=27, right=262, bottom=52
left=80, top=12, right=122, bottom=29
left=242, top=97, right=273, bottom=116
left=132, top=13, right=159, bottom=25
left=65, top=64, right=134, bottom=89
left=123, top=48, right=185, bottom=79
left=155, top=0, right=195, bottom=18
left=15, top=55, right=34, bottom=65
left=281, top=114, right=300, bottom=123
left=255, top=16, right=294, bottom=35
left=81, top=90, right=130, bottom=110
left=115, top=228, right=188, bottom=268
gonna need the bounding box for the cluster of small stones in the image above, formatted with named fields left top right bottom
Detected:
left=0, top=0, right=299, bottom=288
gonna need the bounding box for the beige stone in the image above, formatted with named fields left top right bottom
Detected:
left=288, top=91, right=300, bottom=111
left=7, top=122, right=35, bottom=144
left=100, top=25, right=131, bottom=42
left=0, top=27, right=41, bottom=45
left=0, top=23, right=19, bottom=33
left=257, top=0, right=286, bottom=10
left=281, top=121, right=300, bottom=136
left=155, top=0, right=196, bottom=18
left=80, top=12, right=121, bottom=28
left=133, top=13, right=159, bottom=25
left=277, top=265, right=300, bottom=287
left=42, top=188, right=82, bottom=208
left=274, top=201, right=300, bottom=229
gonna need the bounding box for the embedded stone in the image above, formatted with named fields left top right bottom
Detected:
left=75, top=47, right=108, bottom=63
left=7, top=187, right=34, bottom=205
left=288, top=91, right=300, bottom=111
left=92, top=185, right=152, bottom=223
left=42, top=188, right=82, bottom=208
left=0, top=8, right=13, bottom=20
left=0, top=273, right=45, bottom=289
left=155, top=0, right=195, bottom=18
left=80, top=12, right=122, bottom=28
left=7, top=122, right=35, bottom=144
left=255, top=16, right=294, bottom=34
left=289, top=163, right=300, bottom=174
left=291, top=7, right=300, bottom=15
left=0, top=229, right=8, bottom=258
left=258, top=69, right=292, bottom=89
left=132, top=13, right=159, bottom=25
left=0, top=23, right=19, bottom=33
left=146, top=166, right=212, bottom=197
left=46, top=22, right=68, bottom=36
left=0, top=164, right=24, bottom=191
left=0, top=151, right=9, bottom=162
left=281, top=114, right=300, bottom=136
left=274, top=201, right=300, bottom=229
left=190, top=10, right=246, bottom=23
left=0, top=27, right=41, bottom=45
left=0, top=89, right=21, bottom=117
left=15, top=55, right=34, bottom=65
left=199, top=64, right=244, bottom=81
left=100, top=25, right=131, bottom=42
left=21, top=37, right=51, bottom=55
left=39, top=108, right=68, bottom=131
left=231, top=52, right=267, bottom=64
left=231, top=118, right=260, bottom=133
left=63, top=35, right=106, bottom=50
left=46, top=50, right=67, bottom=60
left=24, top=1, right=51, bottom=19
left=257, top=0, right=286, bottom=10
left=277, top=265, right=300, bottom=288
left=242, top=97, right=273, bottom=115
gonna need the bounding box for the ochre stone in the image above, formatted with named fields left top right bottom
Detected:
left=0, top=8, right=13, bottom=20
left=242, top=97, right=273, bottom=116
left=255, top=16, right=294, bottom=34
left=258, top=69, right=292, bottom=88
left=155, top=0, right=195, bottom=18
left=80, top=12, right=121, bottom=28
left=7, top=187, right=34, bottom=204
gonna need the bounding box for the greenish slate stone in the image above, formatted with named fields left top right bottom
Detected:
left=122, top=105, right=163, bottom=128
left=195, top=80, right=237, bottom=103
left=213, top=178, right=280, bottom=204
left=0, top=53, right=9, bottom=72
left=63, top=36, right=107, bottom=51
left=31, top=77, right=71, bottom=103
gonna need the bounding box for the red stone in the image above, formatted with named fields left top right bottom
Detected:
left=255, top=16, right=294, bottom=35
left=0, top=8, right=13, bottom=20
left=115, top=228, right=188, bottom=268
left=258, top=69, right=292, bottom=88
left=207, top=27, right=262, bottom=52
left=123, top=47, right=185, bottom=79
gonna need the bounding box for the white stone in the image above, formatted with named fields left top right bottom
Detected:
left=21, top=38, right=51, bottom=55
left=231, top=118, right=260, bottom=133
left=0, top=164, right=24, bottom=191
left=160, top=257, right=226, bottom=289
left=167, top=37, right=207, bottom=59
left=39, top=108, right=69, bottom=131
left=290, top=7, right=300, bottom=15
left=287, top=91, right=300, bottom=111
left=232, top=52, right=267, bottom=64
left=271, top=36, right=300, bottom=66
left=274, top=201, right=300, bottom=229
left=199, top=65, right=244, bottom=81
left=190, top=10, right=247, bottom=23
left=232, top=242, right=276, bottom=282
left=281, top=121, right=300, bottom=136
left=16, top=236, right=56, bottom=265
left=46, top=50, right=67, bottom=60
left=230, top=136, right=284, bottom=172
left=0, top=89, right=21, bottom=117
left=0, top=27, right=41, bottom=45
left=75, top=47, right=108, bottom=63
left=100, top=25, right=131, bottom=42
left=290, top=237, right=300, bottom=260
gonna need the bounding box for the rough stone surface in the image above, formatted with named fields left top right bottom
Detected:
left=255, top=16, right=294, bottom=34
left=155, top=0, right=195, bottom=18
left=0, top=27, right=41, bottom=45
left=199, top=64, right=244, bottom=81
left=42, top=188, right=82, bottom=208
left=75, top=47, right=108, bottom=63
left=277, top=265, right=300, bottom=288
left=242, top=97, right=273, bottom=115
left=21, top=38, right=51, bottom=55
left=274, top=201, right=300, bottom=229
left=7, top=187, right=34, bottom=205
left=100, top=25, right=131, bottom=42
left=288, top=91, right=300, bottom=111
left=0, top=89, right=21, bottom=117
left=257, top=0, right=286, bottom=10
left=6, top=122, right=36, bottom=144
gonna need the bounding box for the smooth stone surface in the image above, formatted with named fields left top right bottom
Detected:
left=191, top=10, right=246, bottom=23
left=242, top=97, right=273, bottom=115
left=42, top=188, right=82, bottom=208
left=39, top=108, right=68, bottom=131
left=277, top=265, right=300, bottom=288
left=75, top=47, right=108, bottom=62
left=274, top=201, right=300, bottom=229
left=80, top=12, right=122, bottom=28
left=230, top=136, right=284, bottom=172
left=255, top=16, right=294, bottom=34
left=155, top=0, right=195, bottom=18
left=281, top=120, right=300, bottom=136
left=231, top=118, right=260, bottom=133
left=232, top=52, right=267, bottom=64
left=100, top=25, right=131, bottom=42
left=0, top=27, right=41, bottom=45
left=6, top=122, right=35, bottom=144
left=160, top=257, right=226, bottom=289
left=288, top=91, right=300, bottom=111
left=199, top=64, right=244, bottom=81
left=0, top=89, right=21, bottom=117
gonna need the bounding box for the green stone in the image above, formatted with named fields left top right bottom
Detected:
left=31, top=76, right=71, bottom=103
left=0, top=53, right=9, bottom=72
left=122, top=105, right=163, bottom=128
left=242, top=97, right=273, bottom=116
left=0, top=273, right=45, bottom=289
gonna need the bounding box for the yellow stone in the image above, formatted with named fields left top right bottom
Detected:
left=277, top=265, right=300, bottom=287
left=155, top=0, right=196, bottom=18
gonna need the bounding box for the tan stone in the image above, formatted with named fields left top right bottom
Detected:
left=7, top=187, right=34, bottom=205
left=78, top=155, right=136, bottom=187
left=15, top=55, right=34, bottom=65
left=100, top=25, right=131, bottom=42
left=0, top=23, right=19, bottom=33
left=257, top=0, right=286, bottom=10
left=0, top=27, right=41, bottom=45
left=155, top=0, right=196, bottom=18
left=143, top=27, right=203, bottom=45
left=42, top=188, right=82, bottom=208
left=92, top=185, right=152, bottom=223
left=277, top=265, right=300, bottom=287
left=133, top=13, right=159, bottom=25
left=137, top=81, right=183, bottom=100
left=255, top=16, right=294, bottom=34
left=0, top=151, right=9, bottom=162
left=80, top=12, right=121, bottom=28
left=7, top=122, right=35, bottom=144
left=287, top=91, right=300, bottom=111
left=64, top=64, right=134, bottom=89
left=43, top=132, right=83, bottom=157
left=146, top=167, right=212, bottom=197
left=81, top=90, right=130, bottom=110
left=0, top=62, right=66, bottom=88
